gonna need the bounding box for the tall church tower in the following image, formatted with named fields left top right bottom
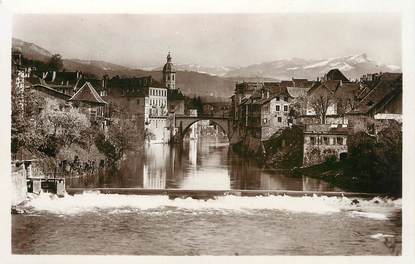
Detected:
left=162, top=52, right=176, bottom=90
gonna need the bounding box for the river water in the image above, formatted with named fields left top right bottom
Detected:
left=12, top=139, right=402, bottom=255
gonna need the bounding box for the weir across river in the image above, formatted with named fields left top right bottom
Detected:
left=66, top=188, right=383, bottom=199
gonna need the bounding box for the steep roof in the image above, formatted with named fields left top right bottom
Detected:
left=307, top=80, right=341, bottom=97
left=32, top=84, right=72, bottom=100
left=280, top=80, right=294, bottom=87
left=292, top=78, right=313, bottom=88
left=304, top=124, right=350, bottom=135
left=287, top=87, right=310, bottom=98
left=349, top=73, right=402, bottom=114
left=325, top=69, right=349, bottom=82
left=69, top=82, right=107, bottom=105
left=335, top=82, right=360, bottom=98
left=76, top=78, right=103, bottom=91
left=44, top=71, right=81, bottom=86
left=107, top=76, right=165, bottom=89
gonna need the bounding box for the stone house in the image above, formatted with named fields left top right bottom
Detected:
left=232, top=82, right=263, bottom=124
left=260, top=86, right=292, bottom=140
left=238, top=83, right=294, bottom=141
left=303, top=124, right=349, bottom=167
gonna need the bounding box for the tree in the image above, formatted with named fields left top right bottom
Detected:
left=309, top=89, right=335, bottom=124
left=39, top=99, right=90, bottom=147
left=345, top=121, right=402, bottom=196
left=95, top=118, right=138, bottom=164
left=289, top=95, right=307, bottom=121
left=336, top=91, right=359, bottom=116
left=48, top=54, right=63, bottom=71
left=13, top=95, right=92, bottom=158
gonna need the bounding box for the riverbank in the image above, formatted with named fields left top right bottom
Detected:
left=292, top=158, right=401, bottom=198
left=231, top=123, right=402, bottom=197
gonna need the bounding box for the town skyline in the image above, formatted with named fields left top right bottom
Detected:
left=13, top=14, right=401, bottom=68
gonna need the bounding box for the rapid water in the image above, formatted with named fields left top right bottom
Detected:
left=13, top=193, right=401, bottom=255
left=12, top=139, right=402, bottom=255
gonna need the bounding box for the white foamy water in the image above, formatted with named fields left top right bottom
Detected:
left=370, top=233, right=395, bottom=240
left=349, top=211, right=389, bottom=220
left=22, top=192, right=401, bottom=219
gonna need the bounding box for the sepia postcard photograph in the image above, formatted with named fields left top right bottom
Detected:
left=1, top=0, right=415, bottom=263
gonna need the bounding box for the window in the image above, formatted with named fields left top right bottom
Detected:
left=136, top=99, right=140, bottom=105
left=276, top=96, right=280, bottom=101
left=172, top=75, right=175, bottom=81
left=284, top=96, right=288, bottom=101
left=323, top=137, right=329, bottom=145
left=276, top=105, right=280, bottom=111
left=284, top=105, right=288, bottom=112
left=168, top=75, right=170, bottom=81
left=337, top=137, right=344, bottom=145
left=310, top=136, right=316, bottom=145
left=277, top=117, right=282, bottom=123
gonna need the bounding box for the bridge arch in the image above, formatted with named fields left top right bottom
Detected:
left=175, top=116, right=231, bottom=142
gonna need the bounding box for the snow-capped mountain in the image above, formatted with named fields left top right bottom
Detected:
left=224, top=54, right=401, bottom=80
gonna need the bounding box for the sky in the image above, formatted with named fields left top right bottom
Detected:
left=13, top=14, right=401, bottom=68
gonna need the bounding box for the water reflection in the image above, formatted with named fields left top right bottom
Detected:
left=68, top=138, right=341, bottom=192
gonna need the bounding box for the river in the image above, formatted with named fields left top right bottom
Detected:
left=12, top=139, right=402, bottom=255
left=66, top=139, right=343, bottom=191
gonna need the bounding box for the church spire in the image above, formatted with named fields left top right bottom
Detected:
left=162, top=51, right=176, bottom=90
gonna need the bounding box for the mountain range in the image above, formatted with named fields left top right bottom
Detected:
left=222, top=54, right=400, bottom=81
left=12, top=38, right=401, bottom=100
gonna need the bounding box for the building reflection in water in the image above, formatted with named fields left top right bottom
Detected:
left=143, top=144, right=168, bottom=189
left=68, top=138, right=341, bottom=192
left=178, top=139, right=231, bottom=190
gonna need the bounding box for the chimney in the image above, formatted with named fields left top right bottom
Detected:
left=102, top=74, right=108, bottom=89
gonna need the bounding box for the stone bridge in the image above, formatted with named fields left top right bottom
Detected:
left=174, top=115, right=232, bottom=142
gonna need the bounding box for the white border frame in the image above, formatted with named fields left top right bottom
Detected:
left=1, top=0, right=414, bottom=263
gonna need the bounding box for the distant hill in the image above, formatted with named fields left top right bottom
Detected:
left=12, top=38, right=52, bottom=62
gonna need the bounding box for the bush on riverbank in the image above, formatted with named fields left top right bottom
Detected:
left=11, top=91, right=137, bottom=177
left=344, top=121, right=402, bottom=196
left=297, top=121, right=402, bottom=196
left=263, top=126, right=304, bottom=169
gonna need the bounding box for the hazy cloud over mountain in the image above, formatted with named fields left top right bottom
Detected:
left=13, top=14, right=401, bottom=69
